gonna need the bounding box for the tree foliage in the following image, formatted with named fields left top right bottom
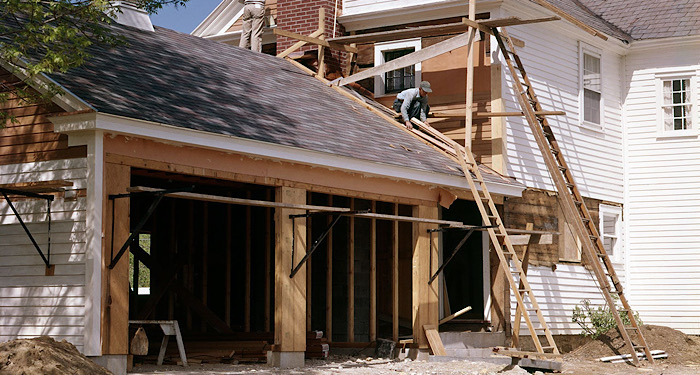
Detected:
left=0, top=0, right=188, bottom=124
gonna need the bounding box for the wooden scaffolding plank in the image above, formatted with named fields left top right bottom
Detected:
left=328, top=21, right=471, bottom=45
left=528, top=0, right=609, bottom=40
left=423, top=325, right=446, bottom=356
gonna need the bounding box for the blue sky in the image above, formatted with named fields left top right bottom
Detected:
left=150, top=0, right=223, bottom=34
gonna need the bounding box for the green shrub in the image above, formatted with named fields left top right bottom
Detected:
left=571, top=296, right=642, bottom=339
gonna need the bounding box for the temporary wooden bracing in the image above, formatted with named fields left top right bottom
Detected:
left=276, top=2, right=653, bottom=364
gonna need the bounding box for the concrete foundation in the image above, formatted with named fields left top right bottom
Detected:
left=267, top=351, right=305, bottom=369
left=90, top=354, right=127, bottom=375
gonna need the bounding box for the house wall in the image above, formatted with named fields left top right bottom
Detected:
left=498, top=4, right=625, bottom=204
left=0, top=71, right=89, bottom=350
left=623, top=39, right=700, bottom=334
left=0, top=160, right=88, bottom=350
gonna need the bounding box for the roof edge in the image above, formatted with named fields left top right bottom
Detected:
left=49, top=112, right=524, bottom=197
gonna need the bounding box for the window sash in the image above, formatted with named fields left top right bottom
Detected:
left=582, top=52, right=601, bottom=125
left=662, top=78, right=692, bottom=131
left=384, top=48, right=415, bottom=94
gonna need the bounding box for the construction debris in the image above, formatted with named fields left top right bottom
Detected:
left=598, top=349, right=668, bottom=363
left=0, top=336, right=112, bottom=375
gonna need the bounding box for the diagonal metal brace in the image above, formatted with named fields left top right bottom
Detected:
left=108, top=187, right=193, bottom=270
left=428, top=225, right=497, bottom=284
left=290, top=214, right=342, bottom=278
left=289, top=209, right=370, bottom=278
left=1, top=189, right=53, bottom=269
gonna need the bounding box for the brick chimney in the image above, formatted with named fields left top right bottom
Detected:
left=276, top=0, right=346, bottom=77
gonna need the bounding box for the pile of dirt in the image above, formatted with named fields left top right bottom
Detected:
left=0, top=336, right=112, bottom=375
left=567, top=325, right=700, bottom=364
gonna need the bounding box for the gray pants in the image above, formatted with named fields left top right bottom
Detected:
left=240, top=4, right=265, bottom=52
left=393, top=98, right=429, bottom=124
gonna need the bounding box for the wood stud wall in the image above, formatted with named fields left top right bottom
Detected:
left=124, top=172, right=419, bottom=347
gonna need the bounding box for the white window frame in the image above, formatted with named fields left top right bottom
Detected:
left=579, top=43, right=603, bottom=131
left=599, top=204, right=622, bottom=264
left=374, top=38, right=422, bottom=98
left=655, top=70, right=697, bottom=137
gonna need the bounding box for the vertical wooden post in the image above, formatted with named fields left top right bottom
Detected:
left=392, top=204, right=399, bottom=342
left=201, top=202, right=209, bottom=332
left=225, top=205, right=232, bottom=326
left=512, top=223, right=534, bottom=348
left=347, top=198, right=355, bottom=342
left=317, top=7, right=326, bottom=78
left=102, top=163, right=130, bottom=355
left=306, top=193, right=313, bottom=330
left=326, top=195, right=333, bottom=342
left=465, top=0, right=477, bottom=149
left=412, top=204, right=439, bottom=349
left=265, top=190, right=272, bottom=332
left=369, top=201, right=377, bottom=342
left=491, top=62, right=506, bottom=174
left=186, top=202, right=194, bottom=330
left=168, top=203, right=176, bottom=320
left=132, top=253, right=139, bottom=314
left=274, top=187, right=307, bottom=358
left=245, top=192, right=252, bottom=332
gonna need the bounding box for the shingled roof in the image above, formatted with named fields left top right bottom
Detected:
left=48, top=22, right=519, bottom=189
left=538, top=0, right=700, bottom=41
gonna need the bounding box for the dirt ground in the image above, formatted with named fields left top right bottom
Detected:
left=128, top=325, right=700, bottom=375
left=2, top=325, right=699, bottom=374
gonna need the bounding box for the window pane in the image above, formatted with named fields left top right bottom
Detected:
left=583, top=53, right=601, bottom=92
left=384, top=48, right=415, bottom=93
left=584, top=89, right=601, bottom=124
left=663, top=79, right=693, bottom=131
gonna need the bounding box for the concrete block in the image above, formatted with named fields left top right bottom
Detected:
left=89, top=355, right=127, bottom=375
left=439, top=331, right=506, bottom=349
left=406, top=348, right=430, bottom=361
left=267, top=351, right=305, bottom=369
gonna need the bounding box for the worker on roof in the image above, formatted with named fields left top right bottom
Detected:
left=238, top=0, right=266, bottom=53
left=393, top=81, right=432, bottom=129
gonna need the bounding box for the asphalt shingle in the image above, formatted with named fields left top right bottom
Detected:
left=49, top=23, right=519, bottom=188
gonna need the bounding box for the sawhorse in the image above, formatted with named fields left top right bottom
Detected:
left=129, top=320, right=187, bottom=366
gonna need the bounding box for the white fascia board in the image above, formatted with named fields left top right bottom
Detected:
left=191, top=0, right=243, bottom=37
left=0, top=59, right=94, bottom=113
left=501, top=0, right=629, bottom=55
left=338, top=0, right=502, bottom=32
left=629, top=35, right=700, bottom=52
left=50, top=112, right=525, bottom=198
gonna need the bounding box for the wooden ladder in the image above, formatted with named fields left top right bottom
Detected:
left=492, top=27, right=653, bottom=365
left=406, top=119, right=559, bottom=356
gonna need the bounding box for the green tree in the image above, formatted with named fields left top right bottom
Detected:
left=0, top=0, right=188, bottom=124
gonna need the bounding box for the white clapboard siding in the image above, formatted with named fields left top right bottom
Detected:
left=499, top=17, right=624, bottom=203
left=0, top=158, right=88, bottom=350
left=343, top=0, right=452, bottom=16
left=623, top=40, right=700, bottom=334
left=510, top=263, right=626, bottom=335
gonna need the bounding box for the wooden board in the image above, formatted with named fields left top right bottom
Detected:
left=422, top=325, right=446, bottom=356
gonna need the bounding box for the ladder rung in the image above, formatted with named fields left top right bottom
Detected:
left=624, top=326, right=638, bottom=331
left=574, top=200, right=583, bottom=206
left=558, top=166, right=567, bottom=172
left=541, top=346, right=556, bottom=351
left=566, top=183, right=575, bottom=189
left=589, top=235, right=598, bottom=240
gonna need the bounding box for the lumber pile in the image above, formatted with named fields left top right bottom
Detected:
left=306, top=330, right=329, bottom=359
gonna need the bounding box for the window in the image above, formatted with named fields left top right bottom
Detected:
left=384, top=48, right=415, bottom=94
left=580, top=44, right=602, bottom=128
left=374, top=38, right=421, bottom=97
left=656, top=71, right=696, bottom=136
left=662, top=78, right=692, bottom=131
left=599, top=205, right=621, bottom=262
